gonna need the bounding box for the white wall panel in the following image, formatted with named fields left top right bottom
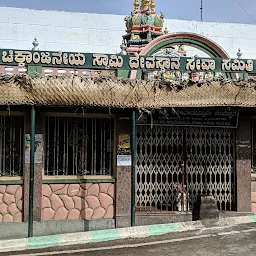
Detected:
left=0, top=7, right=255, bottom=58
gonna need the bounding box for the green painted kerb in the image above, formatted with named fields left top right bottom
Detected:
left=249, top=215, right=256, bottom=222
left=91, top=229, right=120, bottom=243
left=147, top=223, right=179, bottom=235
left=28, top=235, right=60, bottom=249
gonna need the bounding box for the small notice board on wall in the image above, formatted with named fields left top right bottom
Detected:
left=25, top=134, right=43, bottom=164
left=118, top=134, right=131, bottom=154
left=117, top=155, right=132, bottom=166
left=117, top=133, right=131, bottom=166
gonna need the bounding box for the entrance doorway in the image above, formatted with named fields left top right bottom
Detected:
left=136, top=125, right=236, bottom=213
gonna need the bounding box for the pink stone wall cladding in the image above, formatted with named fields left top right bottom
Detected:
left=0, top=185, right=23, bottom=222
left=42, top=183, right=115, bottom=221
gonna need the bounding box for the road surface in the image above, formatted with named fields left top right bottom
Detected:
left=3, top=223, right=256, bottom=256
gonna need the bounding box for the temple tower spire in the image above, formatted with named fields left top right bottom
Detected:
left=150, top=0, right=156, bottom=11
left=123, top=0, right=166, bottom=54
left=133, top=0, right=139, bottom=11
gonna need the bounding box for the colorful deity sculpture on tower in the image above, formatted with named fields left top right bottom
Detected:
left=122, top=1, right=202, bottom=82
left=123, top=0, right=167, bottom=54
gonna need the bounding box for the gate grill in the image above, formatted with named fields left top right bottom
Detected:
left=186, top=127, right=236, bottom=211
left=45, top=116, right=114, bottom=176
left=0, top=115, right=24, bottom=177
left=136, top=125, right=236, bottom=212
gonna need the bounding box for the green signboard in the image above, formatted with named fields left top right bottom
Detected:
left=0, top=49, right=254, bottom=73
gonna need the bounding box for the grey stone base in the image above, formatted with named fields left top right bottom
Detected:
left=116, top=215, right=131, bottom=228
left=0, top=218, right=115, bottom=240
left=199, top=196, right=219, bottom=227
left=219, top=211, right=253, bottom=218
left=135, top=212, right=192, bottom=226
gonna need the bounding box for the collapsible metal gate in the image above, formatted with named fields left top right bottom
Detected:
left=136, top=125, right=236, bottom=212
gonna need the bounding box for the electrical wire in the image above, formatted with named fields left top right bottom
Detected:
left=233, top=0, right=256, bottom=24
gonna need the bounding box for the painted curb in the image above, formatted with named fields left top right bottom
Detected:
left=1, top=216, right=256, bottom=253
left=0, top=238, right=27, bottom=253
left=216, top=215, right=256, bottom=226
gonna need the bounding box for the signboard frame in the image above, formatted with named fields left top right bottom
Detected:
left=136, top=110, right=240, bottom=129
left=0, top=49, right=255, bottom=74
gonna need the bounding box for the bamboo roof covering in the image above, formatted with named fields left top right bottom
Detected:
left=0, top=74, right=256, bottom=108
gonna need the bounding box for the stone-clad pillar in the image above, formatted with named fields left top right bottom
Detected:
left=115, top=117, right=132, bottom=228
left=236, top=112, right=252, bottom=212
left=23, top=111, right=30, bottom=223
left=24, top=110, right=44, bottom=222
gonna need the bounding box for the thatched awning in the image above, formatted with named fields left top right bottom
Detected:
left=0, top=75, right=256, bottom=108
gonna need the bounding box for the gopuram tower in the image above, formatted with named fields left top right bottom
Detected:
left=122, top=0, right=167, bottom=54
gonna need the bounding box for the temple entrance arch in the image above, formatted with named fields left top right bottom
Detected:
left=130, top=32, right=230, bottom=79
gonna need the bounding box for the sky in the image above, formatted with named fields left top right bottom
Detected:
left=0, top=0, right=256, bottom=24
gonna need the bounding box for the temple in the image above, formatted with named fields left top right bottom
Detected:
left=0, top=2, right=255, bottom=240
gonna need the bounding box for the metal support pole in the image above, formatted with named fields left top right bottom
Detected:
left=131, top=110, right=136, bottom=226
left=200, top=0, right=203, bottom=22
left=28, top=106, right=35, bottom=237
